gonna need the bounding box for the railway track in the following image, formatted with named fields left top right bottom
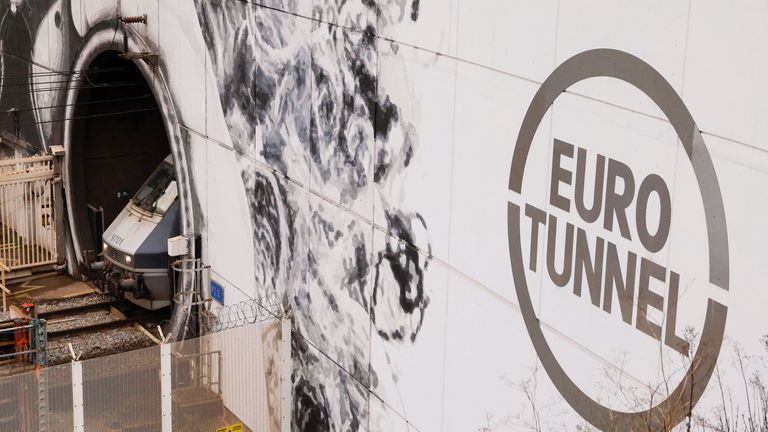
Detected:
left=46, top=312, right=163, bottom=338
left=19, top=293, right=170, bottom=364
left=41, top=300, right=167, bottom=338
left=37, top=300, right=118, bottom=320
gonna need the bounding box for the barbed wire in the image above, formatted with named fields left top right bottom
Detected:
left=199, top=293, right=284, bottom=333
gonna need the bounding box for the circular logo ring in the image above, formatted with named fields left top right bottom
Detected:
left=507, top=49, right=729, bottom=431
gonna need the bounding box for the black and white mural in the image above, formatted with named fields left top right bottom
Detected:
left=0, top=0, right=81, bottom=155
left=5, top=1, right=768, bottom=431
left=195, top=0, right=434, bottom=429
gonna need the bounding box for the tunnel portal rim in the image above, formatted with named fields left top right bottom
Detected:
left=63, top=23, right=199, bottom=340
left=62, top=23, right=196, bottom=271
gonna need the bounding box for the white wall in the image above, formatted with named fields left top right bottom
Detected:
left=22, top=0, right=768, bottom=430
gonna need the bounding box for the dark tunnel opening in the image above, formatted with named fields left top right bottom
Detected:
left=69, top=50, right=170, bottom=257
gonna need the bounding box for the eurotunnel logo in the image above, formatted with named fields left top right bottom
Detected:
left=526, top=137, right=689, bottom=355
left=506, top=49, right=729, bottom=431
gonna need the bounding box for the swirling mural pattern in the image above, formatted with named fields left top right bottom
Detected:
left=195, top=0, right=431, bottom=429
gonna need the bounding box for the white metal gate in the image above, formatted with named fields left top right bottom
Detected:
left=0, top=155, right=57, bottom=271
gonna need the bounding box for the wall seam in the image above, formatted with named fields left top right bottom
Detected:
left=534, top=0, right=562, bottom=412
left=439, top=0, right=461, bottom=428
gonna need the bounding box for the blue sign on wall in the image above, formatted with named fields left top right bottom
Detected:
left=211, top=280, right=224, bottom=305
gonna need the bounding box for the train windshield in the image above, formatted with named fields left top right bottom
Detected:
left=132, top=161, right=178, bottom=215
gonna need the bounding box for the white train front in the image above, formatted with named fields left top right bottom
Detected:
left=101, top=155, right=180, bottom=310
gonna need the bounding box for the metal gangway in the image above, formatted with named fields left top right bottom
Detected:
left=0, top=154, right=60, bottom=275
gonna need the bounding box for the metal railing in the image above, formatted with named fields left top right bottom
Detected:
left=0, top=155, right=57, bottom=271
left=0, top=319, right=47, bottom=368
left=0, top=260, right=9, bottom=313
left=0, top=318, right=290, bottom=431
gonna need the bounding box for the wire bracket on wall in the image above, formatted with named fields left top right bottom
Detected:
left=120, top=51, right=159, bottom=68
left=118, top=15, right=158, bottom=68
left=120, top=15, right=147, bottom=25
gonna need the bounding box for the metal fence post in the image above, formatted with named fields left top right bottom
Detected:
left=49, top=145, right=66, bottom=266
left=37, top=366, right=48, bottom=432
left=71, top=361, right=84, bottom=432
left=280, top=318, right=291, bottom=432
left=161, top=342, right=172, bottom=432
left=35, top=319, right=48, bottom=432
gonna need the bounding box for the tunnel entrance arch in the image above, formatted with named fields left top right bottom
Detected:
left=66, top=49, right=169, bottom=259
left=62, top=24, right=198, bottom=338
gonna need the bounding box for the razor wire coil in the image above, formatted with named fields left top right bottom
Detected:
left=199, top=294, right=283, bottom=334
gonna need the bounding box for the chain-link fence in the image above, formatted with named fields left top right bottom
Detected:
left=0, top=317, right=290, bottom=431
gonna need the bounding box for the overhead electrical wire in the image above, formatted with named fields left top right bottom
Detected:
left=0, top=96, right=160, bottom=130
left=0, top=75, right=142, bottom=88
left=0, top=46, right=161, bottom=133
left=0, top=68, right=154, bottom=92
left=0, top=82, right=147, bottom=97
left=0, top=85, right=158, bottom=134
left=0, top=66, right=139, bottom=79
left=12, top=106, right=159, bottom=127
left=0, top=70, right=146, bottom=90
left=0, top=94, right=153, bottom=114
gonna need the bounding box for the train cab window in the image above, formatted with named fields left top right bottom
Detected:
left=132, top=161, right=178, bottom=215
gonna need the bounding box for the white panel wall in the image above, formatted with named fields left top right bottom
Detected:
left=376, top=42, right=456, bottom=260
left=685, top=0, right=768, bottom=150
left=26, top=0, right=768, bottom=430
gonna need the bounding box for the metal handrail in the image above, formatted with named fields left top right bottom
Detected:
left=0, top=259, right=8, bottom=313
left=0, top=155, right=58, bottom=271
left=0, top=324, right=36, bottom=334
left=0, top=349, right=37, bottom=360
left=0, top=154, right=54, bottom=167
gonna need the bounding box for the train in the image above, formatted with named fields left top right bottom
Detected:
left=100, top=155, right=180, bottom=310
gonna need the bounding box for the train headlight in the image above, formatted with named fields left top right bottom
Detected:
left=125, top=255, right=132, bottom=264
left=103, top=242, right=108, bottom=251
